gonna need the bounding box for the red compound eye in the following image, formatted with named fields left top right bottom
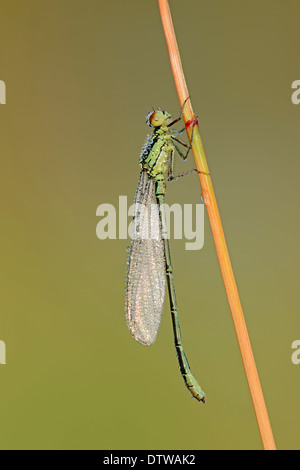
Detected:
left=146, top=111, right=156, bottom=127
left=145, top=110, right=166, bottom=128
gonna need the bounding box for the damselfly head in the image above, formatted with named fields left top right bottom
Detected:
left=146, top=110, right=171, bottom=128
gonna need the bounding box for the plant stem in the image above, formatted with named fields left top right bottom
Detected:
left=158, top=0, right=276, bottom=450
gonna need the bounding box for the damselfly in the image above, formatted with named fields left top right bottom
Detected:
left=125, top=104, right=205, bottom=403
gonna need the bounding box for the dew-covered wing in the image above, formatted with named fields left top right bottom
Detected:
left=125, top=170, right=166, bottom=346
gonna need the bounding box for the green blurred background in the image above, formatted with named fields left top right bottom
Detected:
left=0, top=0, right=299, bottom=450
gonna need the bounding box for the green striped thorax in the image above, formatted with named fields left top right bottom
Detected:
left=140, top=110, right=175, bottom=197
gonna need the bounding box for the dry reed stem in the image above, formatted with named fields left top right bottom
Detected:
left=158, top=0, right=276, bottom=450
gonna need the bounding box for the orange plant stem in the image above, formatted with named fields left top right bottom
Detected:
left=158, top=0, right=276, bottom=450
